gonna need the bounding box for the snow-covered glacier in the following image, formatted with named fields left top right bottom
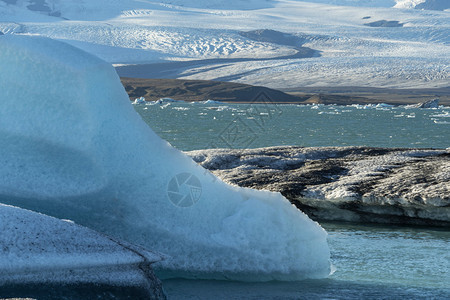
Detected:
left=0, top=0, right=448, bottom=89
left=0, top=35, right=331, bottom=281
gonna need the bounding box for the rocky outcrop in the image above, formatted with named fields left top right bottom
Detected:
left=121, top=77, right=305, bottom=103
left=187, top=146, right=450, bottom=227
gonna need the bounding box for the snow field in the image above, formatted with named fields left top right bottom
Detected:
left=0, top=0, right=448, bottom=88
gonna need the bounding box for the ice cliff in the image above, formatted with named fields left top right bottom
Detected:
left=0, top=35, right=330, bottom=281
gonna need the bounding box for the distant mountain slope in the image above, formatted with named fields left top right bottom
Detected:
left=120, top=78, right=450, bottom=106
left=121, top=77, right=304, bottom=103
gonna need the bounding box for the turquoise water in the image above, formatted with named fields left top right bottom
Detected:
left=134, top=102, right=450, bottom=299
left=2, top=103, right=447, bottom=299
left=134, top=103, right=450, bottom=151
left=163, top=222, right=450, bottom=299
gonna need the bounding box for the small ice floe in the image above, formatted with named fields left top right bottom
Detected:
left=318, top=111, right=341, bottom=115
left=430, top=112, right=450, bottom=118
left=217, top=106, right=232, bottom=111
left=430, top=111, right=450, bottom=124
left=349, top=104, right=364, bottom=109
left=394, top=112, right=416, bottom=118
left=406, top=98, right=440, bottom=109
left=200, top=99, right=224, bottom=104
left=362, top=104, right=377, bottom=109
left=172, top=106, right=190, bottom=111
left=132, top=96, right=146, bottom=105
left=146, top=97, right=185, bottom=105
left=376, top=103, right=394, bottom=108
left=148, top=99, right=163, bottom=105
left=150, top=97, right=185, bottom=105
left=160, top=97, right=177, bottom=102
left=347, top=104, right=381, bottom=110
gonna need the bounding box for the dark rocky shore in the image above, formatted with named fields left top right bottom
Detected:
left=120, top=77, right=450, bottom=106
left=187, top=146, right=450, bottom=227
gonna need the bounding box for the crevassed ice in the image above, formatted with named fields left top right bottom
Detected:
left=394, top=0, right=426, bottom=9
left=0, top=35, right=330, bottom=281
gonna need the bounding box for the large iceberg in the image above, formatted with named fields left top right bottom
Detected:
left=0, top=35, right=330, bottom=281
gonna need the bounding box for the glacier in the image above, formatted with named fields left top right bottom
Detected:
left=0, top=35, right=331, bottom=281
left=0, top=0, right=448, bottom=90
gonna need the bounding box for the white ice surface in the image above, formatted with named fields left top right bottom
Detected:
left=0, top=203, right=161, bottom=285
left=0, top=0, right=448, bottom=89
left=0, top=35, right=330, bottom=281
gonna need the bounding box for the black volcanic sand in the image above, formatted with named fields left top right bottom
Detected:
left=120, top=77, right=449, bottom=106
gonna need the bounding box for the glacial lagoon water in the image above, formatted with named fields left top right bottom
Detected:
left=163, top=223, right=450, bottom=299
left=134, top=102, right=450, bottom=151
left=134, top=102, right=450, bottom=299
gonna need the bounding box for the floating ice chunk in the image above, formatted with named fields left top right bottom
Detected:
left=376, top=103, right=394, bottom=108
left=160, top=97, right=181, bottom=102
left=0, top=35, right=330, bottom=281
left=146, top=97, right=185, bottom=105
left=172, top=106, right=190, bottom=111
left=406, top=98, right=440, bottom=109
left=132, top=96, right=146, bottom=105
left=430, top=112, right=450, bottom=118
left=200, top=99, right=224, bottom=104
left=415, top=98, right=440, bottom=108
